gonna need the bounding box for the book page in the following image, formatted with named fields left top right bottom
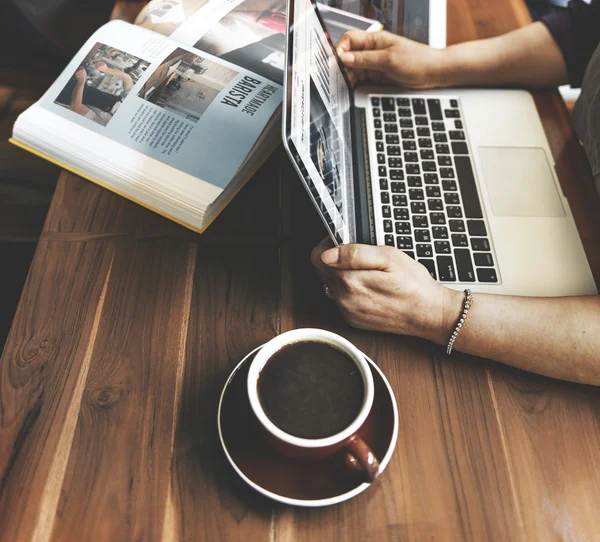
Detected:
left=135, top=0, right=380, bottom=84
left=34, top=20, right=281, bottom=190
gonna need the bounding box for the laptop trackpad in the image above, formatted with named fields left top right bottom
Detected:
left=478, top=147, right=565, bottom=217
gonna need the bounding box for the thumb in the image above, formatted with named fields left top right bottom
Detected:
left=321, top=244, right=394, bottom=271
left=338, top=48, right=390, bottom=71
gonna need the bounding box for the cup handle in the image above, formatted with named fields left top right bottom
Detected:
left=341, top=435, right=380, bottom=483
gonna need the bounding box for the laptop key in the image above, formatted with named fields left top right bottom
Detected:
left=385, top=123, right=398, bottom=133
left=477, top=268, right=498, bottom=283
left=396, top=236, right=413, bottom=250
left=438, top=155, right=452, bottom=166
left=412, top=98, right=426, bottom=115
left=398, top=108, right=411, bottom=117
left=467, top=219, right=487, bottom=236
left=384, top=234, right=394, bottom=246
left=474, top=252, right=494, bottom=266
left=383, top=112, right=397, bottom=122
left=404, top=251, right=416, bottom=259
left=426, top=186, right=441, bottom=197
left=409, top=188, right=424, bottom=200
left=388, top=157, right=403, bottom=168
left=413, top=215, right=428, bottom=228
left=407, top=176, right=422, bottom=187
left=471, top=237, right=491, bottom=251
left=376, top=141, right=384, bottom=152
left=395, top=222, right=411, bottom=235
left=391, top=181, right=406, bottom=192
left=430, top=212, right=446, bottom=225
left=444, top=193, right=460, bottom=205
left=451, top=142, right=469, bottom=154
left=396, top=97, right=409, bottom=107
left=433, top=226, right=449, bottom=239
left=451, top=234, right=469, bottom=247
left=417, top=127, right=431, bottom=137
left=415, top=229, right=431, bottom=242
left=447, top=206, right=463, bottom=218
left=400, top=118, right=413, bottom=128
left=371, top=97, right=380, bottom=106
left=401, top=129, right=415, bottom=139
left=378, top=166, right=387, bottom=176
left=411, top=201, right=426, bottom=213
left=427, top=99, right=443, bottom=121
left=419, top=138, right=433, bottom=148
left=432, top=121, right=445, bottom=131
left=454, top=249, right=476, bottom=281
left=428, top=199, right=443, bottom=211
left=394, top=207, right=409, bottom=220
left=449, top=130, right=465, bottom=140
left=377, top=153, right=386, bottom=164
left=419, top=258, right=437, bottom=279
left=455, top=120, right=463, bottom=129
left=450, top=99, right=459, bottom=108
left=388, top=146, right=401, bottom=156
left=390, top=170, right=404, bottom=181
left=434, top=133, right=448, bottom=143
left=420, top=149, right=434, bottom=160
left=382, top=205, right=391, bottom=218
left=415, top=116, right=429, bottom=126
left=437, top=255, right=456, bottom=280
left=424, top=173, right=439, bottom=184
left=384, top=220, right=393, bottom=232
left=423, top=161, right=437, bottom=172
left=375, top=130, right=383, bottom=140
left=417, top=244, right=434, bottom=258
left=405, top=152, right=418, bottom=163
left=381, top=192, right=390, bottom=203
left=449, top=219, right=465, bottom=232
left=455, top=156, right=484, bottom=218
left=440, top=168, right=455, bottom=178
left=442, top=180, right=457, bottom=191
left=374, top=119, right=382, bottom=129
left=436, top=144, right=450, bottom=154
left=403, top=140, right=417, bottom=150
left=407, top=164, right=421, bottom=175
left=445, top=109, right=460, bottom=118
left=382, top=97, right=395, bottom=111
left=373, top=107, right=381, bottom=117
left=393, top=195, right=408, bottom=207
left=386, top=134, right=399, bottom=144
left=379, top=178, right=388, bottom=190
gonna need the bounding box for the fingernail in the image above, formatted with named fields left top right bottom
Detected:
left=322, top=248, right=339, bottom=265
left=339, top=52, right=354, bottom=65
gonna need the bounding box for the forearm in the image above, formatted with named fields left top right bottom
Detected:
left=70, top=80, right=90, bottom=116
left=427, top=290, right=600, bottom=385
left=436, top=22, right=568, bottom=88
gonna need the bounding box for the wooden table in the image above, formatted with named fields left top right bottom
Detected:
left=2, top=1, right=600, bottom=540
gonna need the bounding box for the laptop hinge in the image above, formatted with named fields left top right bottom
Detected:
left=352, top=107, right=375, bottom=245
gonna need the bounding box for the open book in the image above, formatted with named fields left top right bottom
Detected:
left=11, top=0, right=380, bottom=233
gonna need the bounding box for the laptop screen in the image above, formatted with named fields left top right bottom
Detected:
left=284, top=0, right=356, bottom=244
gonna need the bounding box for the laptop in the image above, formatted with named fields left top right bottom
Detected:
left=282, top=0, right=597, bottom=295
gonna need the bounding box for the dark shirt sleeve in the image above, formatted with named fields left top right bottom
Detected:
left=541, top=0, right=600, bottom=87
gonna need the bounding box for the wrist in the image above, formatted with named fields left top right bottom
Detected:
left=416, top=286, right=464, bottom=346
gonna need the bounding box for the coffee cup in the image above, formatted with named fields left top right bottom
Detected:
left=247, top=328, right=380, bottom=482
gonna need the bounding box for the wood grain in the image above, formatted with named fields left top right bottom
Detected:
left=1, top=1, right=600, bottom=541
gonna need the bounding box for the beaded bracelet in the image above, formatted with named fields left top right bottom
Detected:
left=446, top=289, right=473, bottom=355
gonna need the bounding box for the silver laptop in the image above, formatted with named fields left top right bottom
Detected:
left=282, top=0, right=596, bottom=296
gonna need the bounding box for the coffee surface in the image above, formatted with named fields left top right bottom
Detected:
left=257, top=341, right=364, bottom=439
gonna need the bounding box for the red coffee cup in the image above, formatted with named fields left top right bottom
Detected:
left=247, top=329, right=380, bottom=482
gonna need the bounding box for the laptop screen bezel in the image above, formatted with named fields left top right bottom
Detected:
left=282, top=0, right=360, bottom=246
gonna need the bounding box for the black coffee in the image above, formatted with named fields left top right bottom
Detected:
left=257, top=341, right=364, bottom=439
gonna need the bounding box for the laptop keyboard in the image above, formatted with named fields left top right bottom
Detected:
left=368, top=95, right=499, bottom=284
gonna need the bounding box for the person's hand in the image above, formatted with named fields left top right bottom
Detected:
left=336, top=30, right=447, bottom=89
left=94, top=61, right=109, bottom=73
left=311, top=239, right=461, bottom=342
left=75, top=67, right=87, bottom=81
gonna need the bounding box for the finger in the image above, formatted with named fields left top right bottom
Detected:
left=321, top=244, right=397, bottom=271
left=336, top=30, right=395, bottom=54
